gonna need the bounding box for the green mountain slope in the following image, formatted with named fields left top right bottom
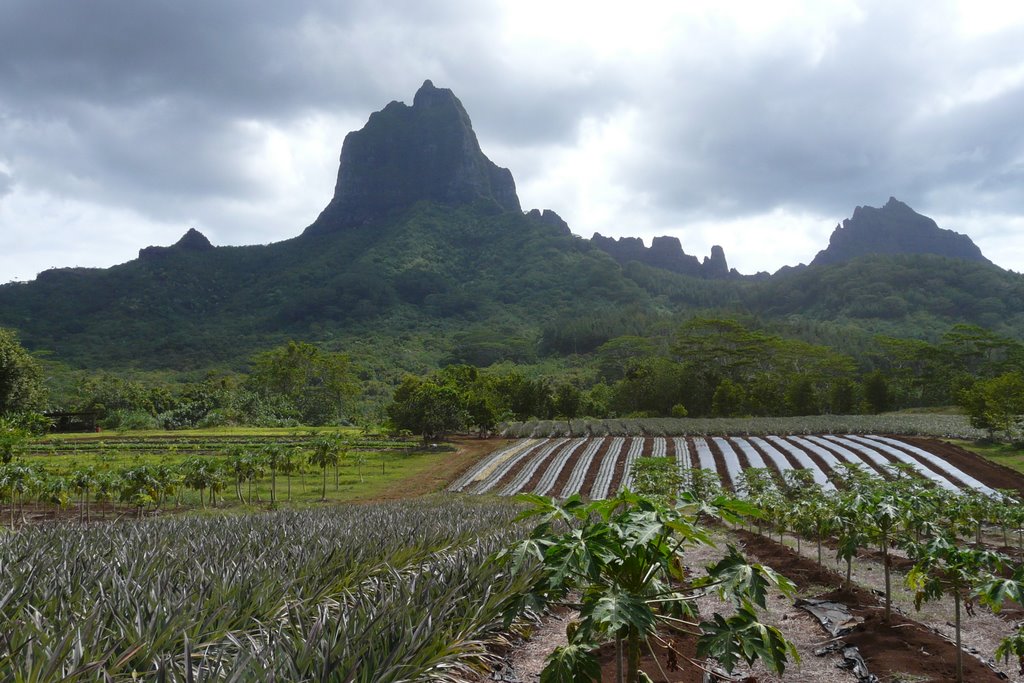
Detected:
left=2, top=80, right=1023, bottom=377
left=0, top=201, right=662, bottom=371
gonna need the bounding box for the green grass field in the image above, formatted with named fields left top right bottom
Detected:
left=4, top=428, right=490, bottom=519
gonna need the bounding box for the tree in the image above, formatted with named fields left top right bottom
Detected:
left=907, top=537, right=1006, bottom=683
left=179, top=458, right=220, bottom=510
left=553, top=383, right=582, bottom=420
left=0, top=418, right=30, bottom=465
left=862, top=371, right=891, bottom=413
left=308, top=434, right=343, bottom=500
left=711, top=379, right=746, bottom=417
left=960, top=372, right=1024, bottom=441
left=387, top=376, right=465, bottom=441
left=248, top=341, right=358, bottom=425
left=501, top=491, right=796, bottom=683
left=0, top=328, right=46, bottom=416
left=630, top=456, right=684, bottom=505
left=263, top=443, right=285, bottom=505
left=864, top=489, right=902, bottom=623
left=70, top=466, right=97, bottom=523
left=610, top=357, right=687, bottom=417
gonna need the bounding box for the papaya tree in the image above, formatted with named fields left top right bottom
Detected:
left=500, top=490, right=797, bottom=683
left=907, top=536, right=1006, bottom=683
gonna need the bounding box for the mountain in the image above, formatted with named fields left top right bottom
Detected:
left=306, top=80, right=520, bottom=234
left=0, top=81, right=662, bottom=370
left=0, top=82, right=1022, bottom=376
left=811, top=197, right=990, bottom=266
left=590, top=234, right=739, bottom=279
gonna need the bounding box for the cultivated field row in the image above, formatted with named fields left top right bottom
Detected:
left=450, top=435, right=999, bottom=499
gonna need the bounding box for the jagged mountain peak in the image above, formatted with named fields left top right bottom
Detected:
left=589, top=233, right=738, bottom=279
left=304, top=81, right=520, bottom=235
left=174, top=228, right=214, bottom=251
left=811, top=197, right=989, bottom=266
left=138, top=228, right=214, bottom=260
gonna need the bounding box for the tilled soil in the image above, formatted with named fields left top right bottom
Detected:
left=492, top=526, right=1018, bottom=682
left=735, top=529, right=1012, bottom=682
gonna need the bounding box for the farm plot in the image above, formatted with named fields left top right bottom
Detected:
left=451, top=435, right=1023, bottom=498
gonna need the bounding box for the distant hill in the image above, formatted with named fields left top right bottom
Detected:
left=811, top=197, right=990, bottom=266
left=0, top=81, right=1022, bottom=375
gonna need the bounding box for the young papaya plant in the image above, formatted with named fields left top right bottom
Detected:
left=499, top=490, right=797, bottom=683
left=907, top=535, right=1006, bottom=683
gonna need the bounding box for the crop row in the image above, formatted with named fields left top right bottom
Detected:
left=499, top=414, right=987, bottom=439
left=0, top=498, right=533, bottom=682
left=28, top=433, right=412, bottom=457
left=451, top=435, right=999, bottom=499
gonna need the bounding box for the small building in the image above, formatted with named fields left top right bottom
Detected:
left=44, top=411, right=100, bottom=433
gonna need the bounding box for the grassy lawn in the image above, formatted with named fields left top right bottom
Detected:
left=950, top=438, right=1024, bottom=475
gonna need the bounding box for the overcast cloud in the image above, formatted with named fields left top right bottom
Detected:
left=1, top=0, right=1023, bottom=281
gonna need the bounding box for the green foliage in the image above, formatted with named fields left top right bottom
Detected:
left=630, top=456, right=684, bottom=504
left=0, top=418, right=29, bottom=465
left=862, top=371, right=891, bottom=413
left=501, top=491, right=796, bottom=683
left=0, top=498, right=533, bottom=681
left=906, top=536, right=1008, bottom=683
left=712, top=378, right=746, bottom=417
left=0, top=328, right=46, bottom=415
left=387, top=376, right=466, bottom=440
left=960, top=372, right=1024, bottom=440
left=247, top=341, right=357, bottom=425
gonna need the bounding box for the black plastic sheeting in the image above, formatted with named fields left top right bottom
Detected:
left=795, top=598, right=863, bottom=637
left=797, top=598, right=879, bottom=683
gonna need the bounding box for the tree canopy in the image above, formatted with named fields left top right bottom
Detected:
left=247, top=341, right=357, bottom=425
left=0, top=328, right=46, bottom=416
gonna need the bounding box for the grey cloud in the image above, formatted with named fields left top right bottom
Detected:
left=0, top=0, right=514, bottom=221
left=2, top=0, right=1024, bottom=276
left=610, top=4, right=1024, bottom=229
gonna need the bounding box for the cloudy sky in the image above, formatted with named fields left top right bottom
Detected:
left=2, top=0, right=1024, bottom=282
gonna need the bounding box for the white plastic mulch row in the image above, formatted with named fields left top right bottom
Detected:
left=469, top=439, right=550, bottom=494
left=673, top=438, right=690, bottom=470
left=808, top=435, right=891, bottom=473
left=746, top=437, right=796, bottom=476
left=864, top=435, right=996, bottom=496
left=559, top=437, right=604, bottom=499
left=448, top=438, right=540, bottom=492
left=825, top=435, right=959, bottom=493
left=500, top=439, right=572, bottom=497
left=590, top=437, right=625, bottom=500
left=731, top=438, right=767, bottom=470
left=459, top=435, right=995, bottom=499
left=765, top=436, right=835, bottom=490
left=711, top=437, right=744, bottom=490
left=692, top=438, right=718, bottom=475
left=620, top=437, right=646, bottom=490
left=533, top=437, right=587, bottom=497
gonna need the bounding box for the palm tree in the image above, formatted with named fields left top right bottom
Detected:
left=226, top=446, right=249, bottom=503
left=308, top=435, right=342, bottom=501
left=278, top=446, right=302, bottom=501
left=262, top=444, right=285, bottom=505
left=70, top=466, right=96, bottom=523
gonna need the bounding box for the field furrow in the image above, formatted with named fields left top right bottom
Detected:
left=451, top=434, right=1009, bottom=500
